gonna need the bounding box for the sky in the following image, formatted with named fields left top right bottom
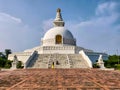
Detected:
left=0, top=0, right=120, bottom=55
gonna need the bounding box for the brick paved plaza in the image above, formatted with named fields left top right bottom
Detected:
left=0, top=69, right=120, bottom=90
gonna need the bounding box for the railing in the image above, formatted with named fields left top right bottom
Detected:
left=24, top=51, right=38, bottom=68
left=66, top=55, right=71, bottom=66
left=79, top=50, right=93, bottom=68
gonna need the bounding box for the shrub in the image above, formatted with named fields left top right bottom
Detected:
left=17, top=61, right=23, bottom=68
left=93, top=63, right=100, bottom=68
left=114, top=64, right=120, bottom=70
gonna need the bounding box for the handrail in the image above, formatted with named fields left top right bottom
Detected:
left=79, top=50, right=93, bottom=68
left=24, top=51, right=38, bottom=68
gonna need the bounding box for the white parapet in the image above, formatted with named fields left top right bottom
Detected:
left=8, top=52, right=33, bottom=66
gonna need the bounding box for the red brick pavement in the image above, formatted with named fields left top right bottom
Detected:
left=0, top=69, right=120, bottom=90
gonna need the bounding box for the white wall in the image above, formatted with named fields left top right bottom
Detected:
left=8, top=52, right=32, bottom=64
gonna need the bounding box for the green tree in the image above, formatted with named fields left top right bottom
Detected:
left=114, top=64, right=120, bottom=70
left=4, top=60, right=12, bottom=68
left=5, top=49, right=12, bottom=58
left=104, top=55, right=120, bottom=69
left=0, top=58, right=6, bottom=67
left=0, top=52, right=6, bottom=59
left=0, top=50, right=12, bottom=68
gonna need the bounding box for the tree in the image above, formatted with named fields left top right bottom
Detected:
left=0, top=58, right=6, bottom=67
left=0, top=52, right=3, bottom=57
left=114, top=64, right=120, bottom=70
left=0, top=50, right=12, bottom=68
left=0, top=52, right=6, bottom=59
left=5, top=49, right=12, bottom=58
left=4, top=60, right=12, bottom=68
left=104, top=55, right=120, bottom=69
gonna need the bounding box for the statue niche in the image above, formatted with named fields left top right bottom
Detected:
left=56, top=35, right=62, bottom=44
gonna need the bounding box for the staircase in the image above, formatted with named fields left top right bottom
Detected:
left=68, top=54, right=90, bottom=68
left=31, top=54, right=90, bottom=68
left=48, top=54, right=70, bottom=68
left=32, top=54, right=50, bottom=68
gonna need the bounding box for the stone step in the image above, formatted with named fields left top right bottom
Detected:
left=31, top=54, right=90, bottom=68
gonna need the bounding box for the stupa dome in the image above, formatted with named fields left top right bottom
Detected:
left=41, top=8, right=76, bottom=46
left=43, top=27, right=74, bottom=40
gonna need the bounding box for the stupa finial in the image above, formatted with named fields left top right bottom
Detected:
left=53, top=8, right=65, bottom=27
left=57, top=8, right=61, bottom=12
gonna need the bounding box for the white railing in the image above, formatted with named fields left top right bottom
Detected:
left=66, top=54, right=71, bottom=68
left=79, top=50, right=93, bottom=68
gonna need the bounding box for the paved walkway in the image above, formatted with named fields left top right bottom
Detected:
left=0, top=69, right=120, bottom=90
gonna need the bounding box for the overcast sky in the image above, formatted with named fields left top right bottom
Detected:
left=0, top=0, right=120, bottom=55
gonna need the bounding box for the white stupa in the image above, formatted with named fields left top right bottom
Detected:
left=8, top=8, right=108, bottom=69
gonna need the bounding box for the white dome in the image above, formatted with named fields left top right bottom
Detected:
left=43, top=27, right=74, bottom=40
